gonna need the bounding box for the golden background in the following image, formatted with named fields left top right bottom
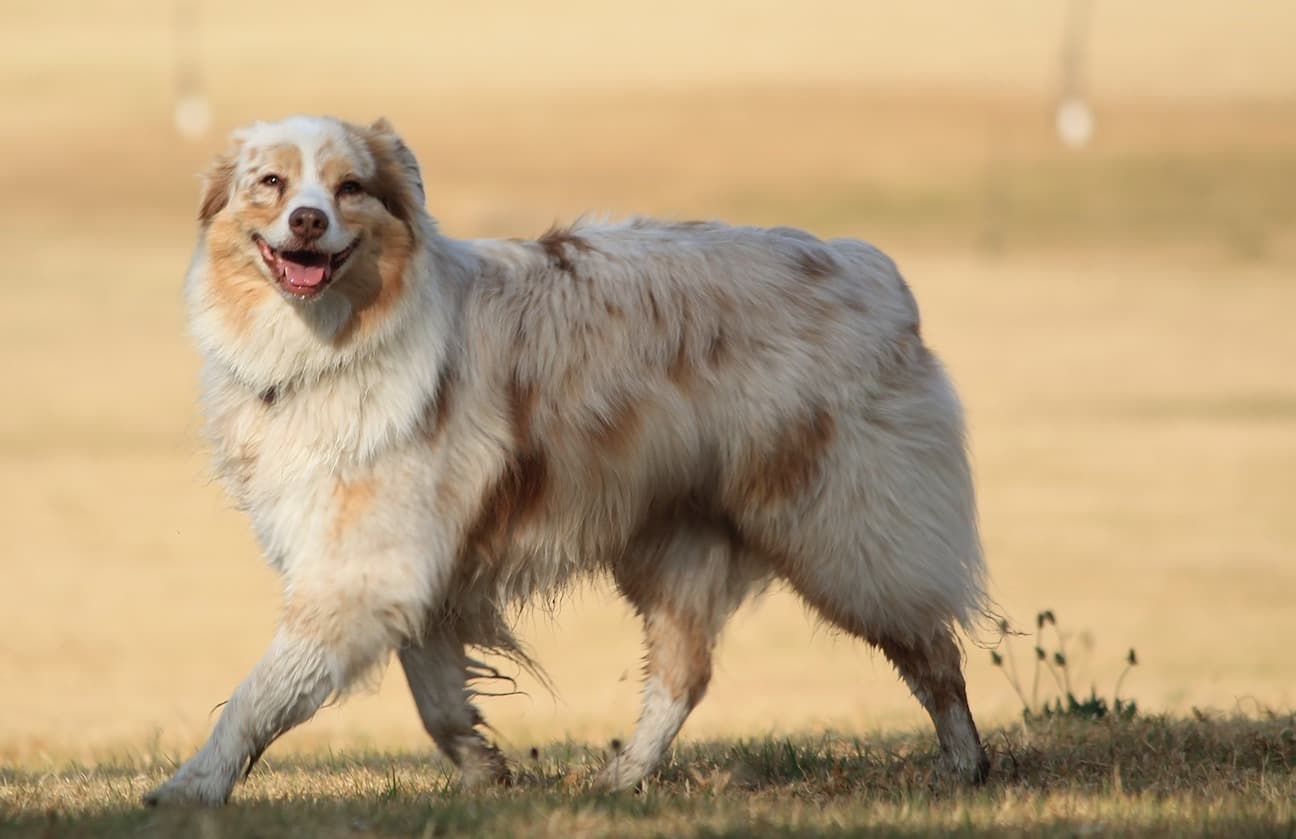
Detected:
left=2, top=1, right=1293, bottom=762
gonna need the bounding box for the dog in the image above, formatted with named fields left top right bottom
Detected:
left=143, top=115, right=990, bottom=806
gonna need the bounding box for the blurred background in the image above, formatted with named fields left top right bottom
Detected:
left=3, top=0, right=1294, bottom=763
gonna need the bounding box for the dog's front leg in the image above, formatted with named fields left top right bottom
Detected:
left=142, top=629, right=334, bottom=806
left=143, top=579, right=431, bottom=807
left=399, top=635, right=510, bottom=787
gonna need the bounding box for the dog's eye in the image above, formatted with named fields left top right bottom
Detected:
left=261, top=174, right=283, bottom=188
left=337, top=180, right=364, bottom=197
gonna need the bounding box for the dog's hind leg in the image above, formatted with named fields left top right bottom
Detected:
left=142, top=584, right=430, bottom=807
left=776, top=559, right=989, bottom=784
left=867, top=626, right=990, bottom=784
left=595, top=524, right=764, bottom=791
left=399, top=635, right=510, bottom=788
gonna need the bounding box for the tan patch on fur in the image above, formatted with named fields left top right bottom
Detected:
left=199, top=153, right=238, bottom=222
left=537, top=225, right=594, bottom=273
left=738, top=404, right=837, bottom=505
left=331, top=477, right=376, bottom=540
left=259, top=144, right=304, bottom=185
left=645, top=608, right=712, bottom=706
left=203, top=214, right=276, bottom=337
left=317, top=136, right=360, bottom=191
left=590, top=395, right=642, bottom=456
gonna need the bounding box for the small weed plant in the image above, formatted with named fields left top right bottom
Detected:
left=991, top=609, right=1138, bottom=723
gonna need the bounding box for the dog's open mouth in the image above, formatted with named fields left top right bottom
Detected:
left=255, top=236, right=358, bottom=298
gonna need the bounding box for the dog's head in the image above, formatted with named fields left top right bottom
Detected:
left=197, top=115, right=426, bottom=303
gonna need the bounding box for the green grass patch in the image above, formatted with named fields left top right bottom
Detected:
left=3, top=714, right=1294, bottom=837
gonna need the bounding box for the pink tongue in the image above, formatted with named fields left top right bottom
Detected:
left=282, top=261, right=327, bottom=288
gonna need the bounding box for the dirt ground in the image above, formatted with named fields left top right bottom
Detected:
left=2, top=1, right=1293, bottom=763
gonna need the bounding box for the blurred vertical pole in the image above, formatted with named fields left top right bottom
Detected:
left=1056, top=0, right=1095, bottom=149
left=173, top=0, right=212, bottom=140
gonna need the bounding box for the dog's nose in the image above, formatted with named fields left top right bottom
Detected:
left=289, top=206, right=329, bottom=241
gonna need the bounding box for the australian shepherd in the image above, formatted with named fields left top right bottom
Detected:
left=144, top=115, right=990, bottom=806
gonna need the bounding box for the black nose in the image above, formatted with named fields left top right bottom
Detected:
left=289, top=206, right=329, bottom=241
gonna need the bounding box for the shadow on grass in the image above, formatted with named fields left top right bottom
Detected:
left=3, top=714, right=1293, bottom=837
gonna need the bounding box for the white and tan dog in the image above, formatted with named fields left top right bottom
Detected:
left=144, top=115, right=991, bottom=806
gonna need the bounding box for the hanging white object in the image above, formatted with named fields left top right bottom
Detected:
left=174, top=93, right=212, bottom=140
left=1055, top=96, right=1094, bottom=150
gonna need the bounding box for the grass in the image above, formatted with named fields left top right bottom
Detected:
left=3, top=715, right=1294, bottom=837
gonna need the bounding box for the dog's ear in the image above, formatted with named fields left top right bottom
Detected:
left=367, top=118, right=426, bottom=224
left=198, top=150, right=238, bottom=224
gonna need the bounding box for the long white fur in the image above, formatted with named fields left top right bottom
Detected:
left=144, top=115, right=989, bottom=806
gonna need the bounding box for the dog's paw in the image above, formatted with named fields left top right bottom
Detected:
left=142, top=762, right=234, bottom=808
left=592, top=754, right=651, bottom=792
left=938, top=745, right=991, bottom=787
left=457, top=752, right=513, bottom=790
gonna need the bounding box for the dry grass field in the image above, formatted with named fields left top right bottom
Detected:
left=2, top=1, right=1295, bottom=833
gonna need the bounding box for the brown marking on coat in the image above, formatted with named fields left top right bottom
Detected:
left=738, top=404, right=837, bottom=505
left=329, top=216, right=413, bottom=348
left=867, top=630, right=971, bottom=716
left=797, top=247, right=840, bottom=282
left=666, top=335, right=694, bottom=389
left=799, top=296, right=837, bottom=346
left=590, top=395, right=642, bottom=456
left=317, top=134, right=366, bottom=194
left=645, top=290, right=664, bottom=330
left=644, top=607, right=713, bottom=705
left=424, top=366, right=457, bottom=442
left=460, top=374, right=550, bottom=561
left=243, top=144, right=304, bottom=209
left=203, top=214, right=276, bottom=337
left=199, top=152, right=238, bottom=223
left=506, top=374, right=539, bottom=447
left=331, top=477, right=376, bottom=540
left=362, top=123, right=425, bottom=227
left=604, top=300, right=624, bottom=318
left=668, top=324, right=724, bottom=389
left=537, top=225, right=593, bottom=273
left=462, top=450, right=550, bottom=564
left=704, top=327, right=728, bottom=367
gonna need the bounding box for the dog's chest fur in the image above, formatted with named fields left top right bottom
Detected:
left=200, top=329, right=450, bottom=574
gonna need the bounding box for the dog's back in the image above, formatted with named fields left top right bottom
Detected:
left=449, top=219, right=982, bottom=630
